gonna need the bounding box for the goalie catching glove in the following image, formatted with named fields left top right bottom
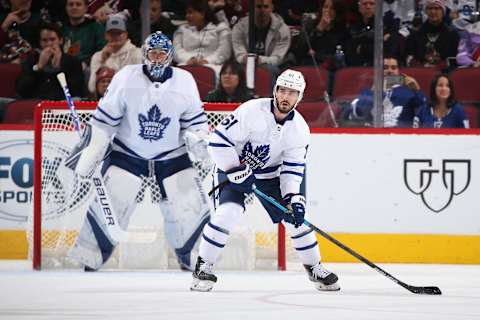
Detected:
left=225, top=163, right=254, bottom=193
left=283, top=193, right=306, bottom=228
left=184, top=130, right=212, bottom=168
left=64, top=123, right=111, bottom=178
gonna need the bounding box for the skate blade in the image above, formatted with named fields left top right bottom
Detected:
left=314, top=282, right=340, bottom=291
left=190, top=278, right=214, bottom=292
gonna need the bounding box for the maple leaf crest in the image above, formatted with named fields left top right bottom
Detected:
left=138, top=104, right=171, bottom=141
left=241, top=142, right=270, bottom=169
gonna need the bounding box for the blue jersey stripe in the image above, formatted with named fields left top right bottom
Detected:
left=207, top=222, right=230, bottom=235
left=180, top=112, right=207, bottom=122
left=296, top=242, right=318, bottom=251
left=97, top=106, right=123, bottom=121
left=92, top=115, right=121, bottom=127
left=280, top=170, right=304, bottom=177
left=213, top=130, right=235, bottom=147
left=208, top=142, right=231, bottom=148
left=283, top=161, right=305, bottom=167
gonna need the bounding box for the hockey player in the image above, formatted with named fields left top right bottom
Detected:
left=67, top=31, right=211, bottom=271
left=191, top=69, right=340, bottom=292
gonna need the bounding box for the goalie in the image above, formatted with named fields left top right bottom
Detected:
left=66, top=32, right=211, bottom=271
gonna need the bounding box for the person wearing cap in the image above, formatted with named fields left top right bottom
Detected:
left=92, top=66, right=115, bottom=99
left=406, top=0, right=459, bottom=70
left=88, top=14, right=141, bottom=94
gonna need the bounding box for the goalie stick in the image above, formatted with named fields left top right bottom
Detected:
left=252, top=186, right=442, bottom=295
left=56, top=73, right=156, bottom=243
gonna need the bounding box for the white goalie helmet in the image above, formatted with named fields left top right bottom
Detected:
left=273, top=69, right=306, bottom=111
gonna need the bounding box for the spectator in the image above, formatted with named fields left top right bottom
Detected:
left=294, top=0, right=349, bottom=69
left=0, top=0, right=42, bottom=49
left=88, top=14, right=141, bottom=94
left=208, top=0, right=246, bottom=28
left=346, top=0, right=405, bottom=66
left=406, top=0, right=460, bottom=70
left=447, top=0, right=477, bottom=30
left=204, top=59, right=253, bottom=102
left=63, top=0, right=106, bottom=68
left=413, top=73, right=469, bottom=128
left=456, top=21, right=480, bottom=67
left=344, top=55, right=427, bottom=127
left=272, top=0, right=319, bottom=26
left=16, top=23, right=84, bottom=100
left=173, top=0, right=232, bottom=75
left=128, top=0, right=177, bottom=47
left=232, top=0, right=291, bottom=74
left=91, top=65, right=115, bottom=99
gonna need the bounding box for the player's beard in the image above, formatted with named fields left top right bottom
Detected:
left=277, top=100, right=294, bottom=114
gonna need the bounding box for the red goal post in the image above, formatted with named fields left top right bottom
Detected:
left=32, top=101, right=287, bottom=271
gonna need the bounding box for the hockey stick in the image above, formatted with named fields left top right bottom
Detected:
left=323, top=91, right=339, bottom=128
left=57, top=73, right=156, bottom=243
left=252, top=186, right=442, bottom=295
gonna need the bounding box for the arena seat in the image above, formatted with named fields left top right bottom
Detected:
left=3, top=99, right=41, bottom=124
left=332, top=67, right=373, bottom=102
left=296, top=101, right=340, bottom=128
left=254, top=67, right=272, bottom=98
left=0, top=63, right=22, bottom=98
left=401, top=67, right=439, bottom=95
left=450, top=68, right=480, bottom=103
left=291, top=66, right=328, bottom=102
left=179, top=65, right=216, bottom=100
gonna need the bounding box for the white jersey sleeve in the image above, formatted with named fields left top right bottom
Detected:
left=279, top=115, right=310, bottom=197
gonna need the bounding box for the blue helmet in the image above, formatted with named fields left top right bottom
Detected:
left=142, top=31, right=174, bottom=80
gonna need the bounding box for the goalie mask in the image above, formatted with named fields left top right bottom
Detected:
left=142, top=31, right=174, bottom=81
left=273, top=69, right=306, bottom=112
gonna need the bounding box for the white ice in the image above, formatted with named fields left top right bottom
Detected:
left=0, top=262, right=479, bottom=320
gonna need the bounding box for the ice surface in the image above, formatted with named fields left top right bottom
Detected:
left=0, top=262, right=479, bottom=320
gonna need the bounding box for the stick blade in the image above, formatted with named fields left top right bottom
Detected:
left=408, top=285, right=442, bottom=295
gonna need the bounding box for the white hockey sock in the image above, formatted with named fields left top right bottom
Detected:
left=199, top=202, right=243, bottom=264
left=284, top=223, right=320, bottom=266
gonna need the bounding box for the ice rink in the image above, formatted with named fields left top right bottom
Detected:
left=0, top=262, right=479, bottom=320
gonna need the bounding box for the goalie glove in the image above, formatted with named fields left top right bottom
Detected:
left=283, top=193, right=306, bottom=228
left=225, top=163, right=254, bottom=193
left=184, top=130, right=212, bottom=168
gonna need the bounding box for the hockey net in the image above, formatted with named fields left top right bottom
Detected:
left=31, top=101, right=293, bottom=270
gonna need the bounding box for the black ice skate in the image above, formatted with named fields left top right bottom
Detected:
left=191, top=256, right=217, bottom=292
left=304, top=262, right=340, bottom=291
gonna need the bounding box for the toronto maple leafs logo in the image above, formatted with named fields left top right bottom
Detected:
left=138, top=105, right=171, bottom=141
left=241, top=142, right=270, bottom=170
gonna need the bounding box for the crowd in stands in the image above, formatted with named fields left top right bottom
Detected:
left=0, top=0, right=479, bottom=128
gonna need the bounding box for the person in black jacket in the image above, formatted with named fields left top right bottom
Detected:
left=204, top=59, right=253, bottom=103
left=16, top=23, right=84, bottom=100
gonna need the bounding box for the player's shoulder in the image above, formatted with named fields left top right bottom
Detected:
left=292, top=109, right=310, bottom=132
left=171, top=66, right=196, bottom=82
left=235, top=97, right=272, bottom=124
left=112, top=64, right=143, bottom=82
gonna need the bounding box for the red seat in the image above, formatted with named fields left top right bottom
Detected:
left=178, top=65, right=216, bottom=100
left=3, top=99, right=41, bottom=124
left=296, top=101, right=340, bottom=128
left=463, top=104, right=479, bottom=128
left=254, top=67, right=272, bottom=97
left=0, top=63, right=22, bottom=98
left=291, top=66, right=328, bottom=102
left=401, top=67, right=438, bottom=95
left=332, top=67, right=373, bottom=102
left=449, top=68, right=480, bottom=103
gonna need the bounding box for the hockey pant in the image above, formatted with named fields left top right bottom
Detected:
left=199, top=176, right=320, bottom=266
left=69, top=152, right=210, bottom=270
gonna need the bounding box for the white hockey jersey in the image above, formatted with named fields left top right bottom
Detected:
left=208, top=98, right=310, bottom=197
left=90, top=64, right=208, bottom=160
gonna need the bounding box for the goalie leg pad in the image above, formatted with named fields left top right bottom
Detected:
left=284, top=222, right=320, bottom=266
left=198, top=202, right=244, bottom=264
left=68, top=165, right=142, bottom=269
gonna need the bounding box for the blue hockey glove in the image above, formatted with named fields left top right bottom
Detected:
left=284, top=194, right=306, bottom=228
left=225, top=164, right=254, bottom=193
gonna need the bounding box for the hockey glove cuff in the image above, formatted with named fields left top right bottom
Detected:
left=284, top=193, right=306, bottom=228
left=225, top=164, right=254, bottom=193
